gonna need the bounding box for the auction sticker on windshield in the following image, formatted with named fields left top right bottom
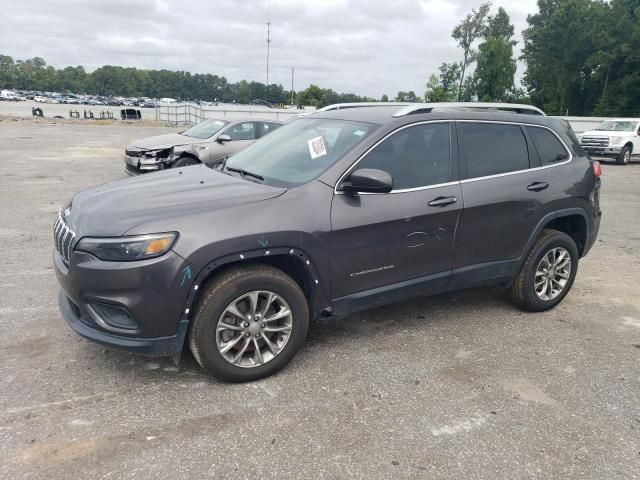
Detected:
left=308, top=136, right=327, bottom=159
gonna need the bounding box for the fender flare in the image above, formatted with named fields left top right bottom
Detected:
left=178, top=246, right=331, bottom=327
left=514, top=207, right=589, bottom=274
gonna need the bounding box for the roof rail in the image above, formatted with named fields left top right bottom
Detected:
left=392, top=102, right=546, bottom=117
left=315, top=102, right=410, bottom=112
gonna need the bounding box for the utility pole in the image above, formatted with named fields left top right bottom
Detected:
left=290, top=67, right=294, bottom=105
left=266, top=0, right=271, bottom=86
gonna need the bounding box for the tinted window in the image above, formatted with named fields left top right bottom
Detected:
left=459, top=123, right=529, bottom=179
left=259, top=121, right=282, bottom=137
left=357, top=123, right=451, bottom=189
left=528, top=127, right=570, bottom=165
left=226, top=122, right=257, bottom=141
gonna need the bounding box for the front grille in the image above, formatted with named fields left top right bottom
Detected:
left=53, top=210, right=76, bottom=264
left=580, top=136, right=609, bottom=147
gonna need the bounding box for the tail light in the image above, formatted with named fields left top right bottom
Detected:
left=592, top=161, right=601, bottom=177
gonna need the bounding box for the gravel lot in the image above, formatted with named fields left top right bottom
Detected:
left=0, top=119, right=639, bottom=479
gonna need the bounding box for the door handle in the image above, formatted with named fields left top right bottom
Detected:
left=527, top=181, right=549, bottom=192
left=428, top=196, right=457, bottom=207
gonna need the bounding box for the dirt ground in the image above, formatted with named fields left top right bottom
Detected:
left=0, top=119, right=638, bottom=479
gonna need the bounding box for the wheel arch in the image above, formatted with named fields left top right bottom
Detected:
left=174, top=152, right=201, bottom=164
left=623, top=142, right=633, bottom=153
left=181, top=247, right=331, bottom=328
left=518, top=209, right=589, bottom=271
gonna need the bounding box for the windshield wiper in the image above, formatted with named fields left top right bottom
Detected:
left=225, top=166, right=264, bottom=181
left=213, top=155, right=231, bottom=172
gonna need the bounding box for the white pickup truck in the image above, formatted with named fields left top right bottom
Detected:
left=579, top=118, right=640, bottom=165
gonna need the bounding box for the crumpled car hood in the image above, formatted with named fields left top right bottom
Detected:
left=67, top=165, right=285, bottom=237
left=129, top=133, right=202, bottom=150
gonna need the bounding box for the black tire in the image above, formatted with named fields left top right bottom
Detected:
left=173, top=156, right=199, bottom=168
left=508, top=229, right=579, bottom=312
left=616, top=145, right=631, bottom=165
left=32, top=107, right=43, bottom=117
left=189, top=265, right=309, bottom=382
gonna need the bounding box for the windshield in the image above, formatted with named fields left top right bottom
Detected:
left=594, top=120, right=638, bottom=132
left=221, top=118, right=377, bottom=187
left=182, top=119, right=228, bottom=139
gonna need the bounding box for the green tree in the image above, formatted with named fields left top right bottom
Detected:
left=474, top=37, right=516, bottom=101
left=452, top=2, right=491, bottom=100
left=424, top=74, right=450, bottom=102
left=381, top=94, right=389, bottom=102
left=522, top=0, right=605, bottom=115
left=485, top=6, right=515, bottom=41
left=474, top=8, right=516, bottom=102
left=0, top=55, right=16, bottom=88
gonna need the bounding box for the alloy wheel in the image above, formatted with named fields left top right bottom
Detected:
left=216, top=291, right=293, bottom=368
left=534, top=247, right=572, bottom=301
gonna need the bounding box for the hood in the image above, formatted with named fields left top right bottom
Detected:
left=68, top=165, right=286, bottom=236
left=129, top=132, right=201, bottom=150
left=581, top=129, right=633, bottom=138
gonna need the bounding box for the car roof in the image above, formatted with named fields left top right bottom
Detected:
left=309, top=105, right=558, bottom=128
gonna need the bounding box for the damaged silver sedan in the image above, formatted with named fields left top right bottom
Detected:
left=124, top=118, right=283, bottom=175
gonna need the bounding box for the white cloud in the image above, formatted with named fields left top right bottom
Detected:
left=1, top=0, right=539, bottom=97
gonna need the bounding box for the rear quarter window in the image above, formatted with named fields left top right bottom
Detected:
left=527, top=126, right=570, bottom=165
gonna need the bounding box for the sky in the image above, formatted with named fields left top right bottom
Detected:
left=1, top=0, right=539, bottom=98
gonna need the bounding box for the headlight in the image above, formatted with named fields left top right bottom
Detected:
left=75, top=233, right=177, bottom=261
left=609, top=137, right=623, bottom=146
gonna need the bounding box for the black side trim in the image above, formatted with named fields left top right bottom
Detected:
left=332, top=270, right=450, bottom=317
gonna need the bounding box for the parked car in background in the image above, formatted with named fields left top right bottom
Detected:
left=124, top=118, right=283, bottom=175
left=0, top=89, right=21, bottom=101
left=579, top=118, right=640, bottom=165
left=56, top=102, right=601, bottom=382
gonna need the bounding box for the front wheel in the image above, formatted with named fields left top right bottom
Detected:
left=508, top=229, right=579, bottom=312
left=616, top=145, right=631, bottom=165
left=173, top=156, right=199, bottom=168
left=189, top=265, right=309, bottom=382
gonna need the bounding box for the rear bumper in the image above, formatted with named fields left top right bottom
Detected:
left=58, top=290, right=189, bottom=356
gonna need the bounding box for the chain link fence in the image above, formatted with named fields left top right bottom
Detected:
left=156, top=103, right=310, bottom=125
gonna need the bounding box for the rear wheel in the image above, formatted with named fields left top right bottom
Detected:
left=189, top=265, right=309, bottom=382
left=616, top=145, right=631, bottom=165
left=173, top=156, right=199, bottom=168
left=509, top=229, right=579, bottom=312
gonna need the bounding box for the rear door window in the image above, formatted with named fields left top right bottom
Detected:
left=458, top=123, right=530, bottom=179
left=527, top=126, right=570, bottom=165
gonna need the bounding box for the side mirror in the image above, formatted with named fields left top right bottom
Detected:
left=217, top=134, right=232, bottom=143
left=341, top=168, right=393, bottom=194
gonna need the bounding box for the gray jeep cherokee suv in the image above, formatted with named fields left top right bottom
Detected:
left=54, top=103, right=601, bottom=382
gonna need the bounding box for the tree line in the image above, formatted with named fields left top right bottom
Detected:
left=0, top=55, right=372, bottom=107
left=1, top=0, right=639, bottom=115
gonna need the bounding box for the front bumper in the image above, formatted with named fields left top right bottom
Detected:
left=123, top=151, right=174, bottom=175
left=54, top=247, right=197, bottom=356
left=59, top=290, right=189, bottom=356
left=581, top=145, right=622, bottom=157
